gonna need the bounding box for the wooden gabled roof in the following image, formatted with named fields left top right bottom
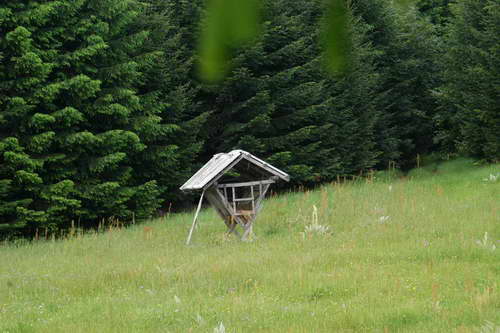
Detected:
left=180, top=150, right=290, bottom=191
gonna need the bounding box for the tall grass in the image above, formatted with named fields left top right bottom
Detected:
left=1, top=159, right=498, bottom=332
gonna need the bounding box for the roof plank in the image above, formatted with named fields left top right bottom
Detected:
left=180, top=150, right=289, bottom=191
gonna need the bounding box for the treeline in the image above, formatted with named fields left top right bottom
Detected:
left=0, top=0, right=498, bottom=233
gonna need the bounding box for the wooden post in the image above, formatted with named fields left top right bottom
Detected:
left=232, top=186, right=236, bottom=213
left=250, top=185, right=255, bottom=213
left=186, top=190, right=206, bottom=245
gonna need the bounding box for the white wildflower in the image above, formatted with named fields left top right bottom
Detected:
left=476, top=232, right=496, bottom=251
left=379, top=216, right=390, bottom=223
left=196, top=314, right=205, bottom=325
left=214, top=322, right=225, bottom=333
left=475, top=320, right=500, bottom=333
left=483, top=174, right=499, bottom=182
left=302, top=205, right=330, bottom=238
left=312, top=204, right=318, bottom=225
left=304, top=223, right=330, bottom=235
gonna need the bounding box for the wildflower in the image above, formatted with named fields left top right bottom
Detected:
left=379, top=216, right=390, bottom=223
left=214, top=322, right=225, bottom=333
left=301, top=205, right=331, bottom=238
left=476, top=320, right=500, bottom=333
left=482, top=174, right=499, bottom=182
left=304, top=223, right=330, bottom=235
left=476, top=232, right=496, bottom=251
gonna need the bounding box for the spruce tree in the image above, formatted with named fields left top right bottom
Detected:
left=437, top=0, right=499, bottom=160
left=416, top=0, right=456, bottom=27
left=131, top=0, right=208, bottom=206
left=0, top=0, right=179, bottom=230
left=200, top=0, right=380, bottom=184
left=351, top=0, right=441, bottom=168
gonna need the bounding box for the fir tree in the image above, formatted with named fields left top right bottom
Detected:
left=351, top=0, right=441, bottom=168
left=0, top=0, right=178, bottom=229
left=416, top=0, right=456, bottom=27
left=201, top=0, right=380, bottom=184
left=437, top=0, right=499, bottom=160
left=131, top=0, right=208, bottom=206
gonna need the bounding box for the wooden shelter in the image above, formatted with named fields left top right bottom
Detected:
left=180, top=150, right=290, bottom=244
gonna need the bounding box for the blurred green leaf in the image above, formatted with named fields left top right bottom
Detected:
left=198, top=0, right=261, bottom=82
left=198, top=0, right=412, bottom=81
left=322, top=0, right=351, bottom=74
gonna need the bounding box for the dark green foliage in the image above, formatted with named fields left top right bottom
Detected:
left=132, top=0, right=207, bottom=205
left=198, top=0, right=261, bottom=81
left=436, top=0, right=499, bottom=161
left=351, top=0, right=441, bottom=168
left=0, top=0, right=194, bottom=230
left=416, top=0, right=456, bottom=26
left=200, top=0, right=380, bottom=184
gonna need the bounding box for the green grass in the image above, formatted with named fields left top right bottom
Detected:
left=1, top=158, right=499, bottom=332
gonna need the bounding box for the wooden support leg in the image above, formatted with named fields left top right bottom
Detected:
left=228, top=223, right=242, bottom=238
left=224, top=217, right=242, bottom=238
left=186, top=190, right=205, bottom=245
left=241, top=217, right=255, bottom=241
left=242, top=224, right=252, bottom=240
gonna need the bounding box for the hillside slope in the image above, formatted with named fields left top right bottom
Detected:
left=1, top=159, right=499, bottom=332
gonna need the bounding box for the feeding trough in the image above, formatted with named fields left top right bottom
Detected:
left=180, top=150, right=290, bottom=244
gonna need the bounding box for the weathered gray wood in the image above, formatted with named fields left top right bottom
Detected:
left=216, top=179, right=275, bottom=188
left=180, top=150, right=290, bottom=243
left=205, top=189, right=242, bottom=238
left=233, top=197, right=254, bottom=202
left=205, top=188, right=230, bottom=220
left=240, top=152, right=290, bottom=181
left=214, top=188, right=247, bottom=226
left=207, top=181, right=270, bottom=241
left=255, top=183, right=270, bottom=215
left=221, top=182, right=269, bottom=240
left=251, top=185, right=255, bottom=213
left=202, top=154, right=245, bottom=191
left=225, top=217, right=242, bottom=238
left=180, top=153, right=241, bottom=191
left=231, top=186, right=236, bottom=215
left=180, top=150, right=289, bottom=191
left=256, top=184, right=270, bottom=205
left=240, top=153, right=289, bottom=181
left=242, top=221, right=253, bottom=240
left=186, top=190, right=205, bottom=245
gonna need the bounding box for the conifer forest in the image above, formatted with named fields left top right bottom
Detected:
left=0, top=0, right=498, bottom=234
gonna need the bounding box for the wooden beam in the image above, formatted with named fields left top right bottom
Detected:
left=225, top=217, right=242, bottom=238
left=214, top=188, right=247, bottom=227
left=206, top=188, right=230, bottom=220
left=232, top=186, right=236, bottom=214
left=233, top=197, right=254, bottom=202
left=242, top=222, right=253, bottom=241
left=255, top=183, right=271, bottom=215
left=186, top=190, right=205, bottom=245
left=240, top=153, right=290, bottom=181
left=250, top=185, right=255, bottom=213
left=216, top=179, right=275, bottom=188
left=202, top=154, right=245, bottom=190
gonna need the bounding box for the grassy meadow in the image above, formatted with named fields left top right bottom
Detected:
left=0, top=159, right=499, bottom=332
